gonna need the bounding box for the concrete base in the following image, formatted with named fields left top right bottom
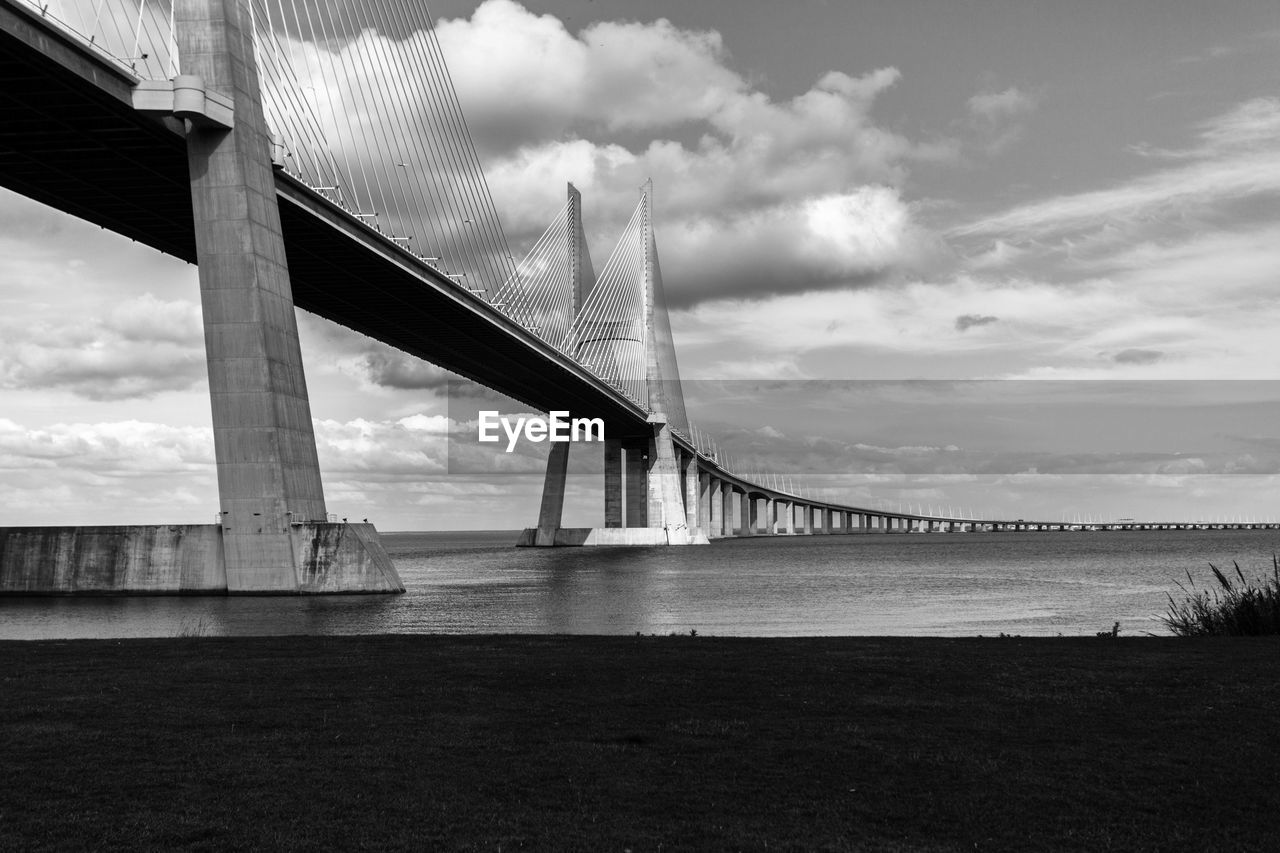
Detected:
left=292, top=523, right=403, bottom=594
left=516, top=527, right=711, bottom=547
left=0, top=523, right=402, bottom=594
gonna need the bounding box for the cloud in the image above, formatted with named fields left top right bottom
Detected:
left=106, top=294, right=202, bottom=344
left=313, top=414, right=450, bottom=476
left=656, top=186, right=926, bottom=305
left=1113, top=348, right=1163, bottom=365
left=0, top=294, right=206, bottom=400
left=675, top=275, right=1141, bottom=376
left=482, top=64, right=934, bottom=230
left=271, top=0, right=951, bottom=309
left=0, top=418, right=212, bottom=473
left=358, top=350, right=451, bottom=391
left=967, top=86, right=1038, bottom=121
left=951, top=98, right=1280, bottom=249
left=955, top=314, right=998, bottom=332
left=931, top=97, right=1280, bottom=379
left=965, top=86, right=1040, bottom=155
left=435, top=0, right=749, bottom=147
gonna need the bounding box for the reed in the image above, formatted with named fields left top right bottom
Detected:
left=1162, top=556, right=1280, bottom=636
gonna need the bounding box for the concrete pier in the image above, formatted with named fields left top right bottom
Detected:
left=0, top=523, right=401, bottom=594
left=178, top=0, right=330, bottom=590
left=534, top=441, right=571, bottom=546
left=624, top=440, right=648, bottom=527
left=709, top=478, right=722, bottom=538
left=603, top=438, right=623, bottom=528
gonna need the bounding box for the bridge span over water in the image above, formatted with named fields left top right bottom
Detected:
left=0, top=0, right=1258, bottom=595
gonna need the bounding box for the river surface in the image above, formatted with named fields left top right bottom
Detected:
left=2, top=529, right=1277, bottom=639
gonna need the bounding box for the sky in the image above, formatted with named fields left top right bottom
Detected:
left=3, top=0, right=1280, bottom=528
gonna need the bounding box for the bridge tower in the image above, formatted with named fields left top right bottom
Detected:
left=532, top=184, right=597, bottom=546
left=523, top=183, right=706, bottom=546
left=173, top=0, right=400, bottom=591
left=638, top=181, right=701, bottom=544
left=568, top=182, right=595, bottom=316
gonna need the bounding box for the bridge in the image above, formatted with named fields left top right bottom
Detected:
left=0, top=0, right=1263, bottom=595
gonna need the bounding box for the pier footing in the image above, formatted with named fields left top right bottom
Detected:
left=0, top=523, right=402, bottom=594
left=516, top=527, right=711, bottom=547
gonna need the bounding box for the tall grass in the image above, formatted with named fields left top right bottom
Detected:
left=1162, top=556, right=1280, bottom=636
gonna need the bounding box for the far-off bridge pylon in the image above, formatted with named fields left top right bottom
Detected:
left=518, top=182, right=708, bottom=546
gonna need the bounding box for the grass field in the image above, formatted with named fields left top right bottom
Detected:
left=3, top=635, right=1279, bottom=851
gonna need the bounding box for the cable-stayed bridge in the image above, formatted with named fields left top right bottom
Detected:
left=1, top=0, right=1269, bottom=595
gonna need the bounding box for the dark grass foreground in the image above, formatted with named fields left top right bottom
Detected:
left=4, top=636, right=1280, bottom=852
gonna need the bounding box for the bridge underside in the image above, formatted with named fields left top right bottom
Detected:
left=0, top=6, right=649, bottom=438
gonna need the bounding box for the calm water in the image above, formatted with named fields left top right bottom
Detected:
left=2, top=529, right=1278, bottom=639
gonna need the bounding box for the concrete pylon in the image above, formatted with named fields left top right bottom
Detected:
left=568, top=182, right=595, bottom=316
left=519, top=182, right=706, bottom=546
left=175, top=0, right=400, bottom=591
left=640, top=183, right=705, bottom=545
left=525, top=184, right=603, bottom=547
left=533, top=440, right=571, bottom=546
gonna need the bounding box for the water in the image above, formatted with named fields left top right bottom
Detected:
left=2, top=529, right=1278, bottom=639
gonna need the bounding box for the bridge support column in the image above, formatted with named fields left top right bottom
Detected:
left=785, top=502, right=795, bottom=535
left=747, top=495, right=759, bottom=535
left=171, top=0, right=397, bottom=592
left=603, top=438, right=623, bottom=528
left=725, top=487, right=737, bottom=537
left=682, top=452, right=699, bottom=532
left=624, top=439, right=648, bottom=527
left=646, top=422, right=705, bottom=543
left=709, top=478, right=722, bottom=537
left=533, top=441, right=571, bottom=546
